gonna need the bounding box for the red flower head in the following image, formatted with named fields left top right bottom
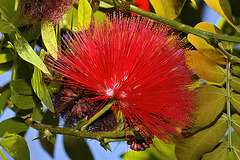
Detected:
left=46, top=14, right=195, bottom=149
left=19, top=0, right=75, bottom=23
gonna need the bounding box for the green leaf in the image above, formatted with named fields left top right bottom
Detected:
left=231, top=92, right=240, bottom=113
left=233, top=142, right=240, bottom=160
left=64, top=6, right=79, bottom=30
left=231, top=75, right=240, bottom=93
left=31, top=65, right=54, bottom=112
left=0, top=0, right=15, bottom=20
left=0, top=132, right=30, bottom=160
left=0, top=147, right=8, bottom=160
left=39, top=110, right=59, bottom=157
left=0, top=19, right=15, bottom=33
left=78, top=0, right=92, bottom=30
left=122, top=138, right=175, bottom=160
left=10, top=95, right=40, bottom=109
left=203, top=0, right=239, bottom=32
left=64, top=136, right=94, bottom=160
left=193, top=85, right=226, bottom=129
left=32, top=103, right=45, bottom=121
left=149, top=0, right=186, bottom=20
left=10, top=79, right=34, bottom=95
left=13, top=38, right=52, bottom=78
left=0, top=61, right=13, bottom=75
left=202, top=142, right=228, bottom=160
left=41, top=21, right=58, bottom=59
left=0, top=117, right=29, bottom=137
left=185, top=51, right=226, bottom=83
left=0, top=88, right=10, bottom=115
left=175, top=114, right=228, bottom=160
left=0, top=48, right=15, bottom=63
left=20, top=22, right=41, bottom=42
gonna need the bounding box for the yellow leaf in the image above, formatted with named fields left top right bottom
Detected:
left=175, top=114, right=227, bottom=160
left=185, top=50, right=226, bottom=83
left=204, top=0, right=239, bottom=32
left=193, top=85, right=226, bottom=130
left=149, top=0, right=186, bottom=20
left=231, top=92, right=240, bottom=113
left=231, top=65, right=240, bottom=77
left=78, top=0, right=92, bottom=30
left=231, top=75, right=240, bottom=93
left=188, top=22, right=227, bottom=65
left=202, top=142, right=228, bottom=160
left=233, top=142, right=240, bottom=160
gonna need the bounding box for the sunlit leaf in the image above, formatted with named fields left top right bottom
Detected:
left=193, top=85, right=226, bottom=130
left=10, top=79, right=34, bottom=95
left=64, top=6, right=79, bottom=30
left=0, top=117, right=29, bottom=137
left=13, top=38, right=52, bottom=78
left=31, top=65, right=54, bottom=112
left=41, top=21, right=58, bottom=59
left=185, top=50, right=226, bottom=83
left=0, top=48, right=15, bottom=64
left=231, top=92, right=240, bottom=113
left=78, top=0, right=92, bottom=30
left=231, top=75, right=240, bottom=93
left=0, top=19, right=15, bottom=33
left=149, top=0, right=186, bottom=20
left=0, top=132, right=30, bottom=160
left=232, top=142, right=240, bottom=160
left=203, top=0, right=239, bottom=31
left=64, top=136, right=94, bottom=160
left=0, top=147, right=7, bottom=160
left=187, top=22, right=227, bottom=65
left=175, top=114, right=228, bottom=160
left=202, top=142, right=228, bottom=160
left=232, top=113, right=240, bottom=137
left=10, top=95, right=40, bottom=110
left=122, top=138, right=175, bottom=160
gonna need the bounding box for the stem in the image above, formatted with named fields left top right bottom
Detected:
left=102, top=0, right=240, bottom=44
left=81, top=100, right=115, bottom=131
left=226, top=59, right=232, bottom=149
left=25, top=117, right=132, bottom=141
left=218, top=44, right=240, bottom=64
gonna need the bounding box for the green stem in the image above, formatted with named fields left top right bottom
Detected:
left=81, top=100, right=115, bottom=131
left=218, top=44, right=240, bottom=64
left=102, top=0, right=240, bottom=44
left=25, top=117, right=132, bottom=141
left=226, top=59, right=232, bottom=149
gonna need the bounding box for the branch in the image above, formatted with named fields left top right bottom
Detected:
left=25, top=117, right=132, bottom=141
left=102, top=0, right=240, bottom=44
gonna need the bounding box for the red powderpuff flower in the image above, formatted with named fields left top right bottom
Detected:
left=46, top=14, right=195, bottom=144
left=19, top=0, right=75, bottom=23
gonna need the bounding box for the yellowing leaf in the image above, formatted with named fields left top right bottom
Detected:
left=149, top=0, right=186, bottom=20
left=231, top=92, right=240, bottom=113
left=185, top=50, right=226, bottom=83
left=41, top=21, right=58, bottom=59
left=233, top=142, right=240, bottom=160
left=231, top=65, right=240, bottom=77
left=175, top=114, right=227, bottom=160
left=232, top=113, right=240, bottom=137
left=202, top=142, right=228, bottom=160
left=193, top=85, right=226, bottom=130
left=188, top=22, right=227, bottom=65
left=78, top=0, right=92, bottom=30
left=203, top=0, right=239, bottom=31
left=231, top=75, right=240, bottom=93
